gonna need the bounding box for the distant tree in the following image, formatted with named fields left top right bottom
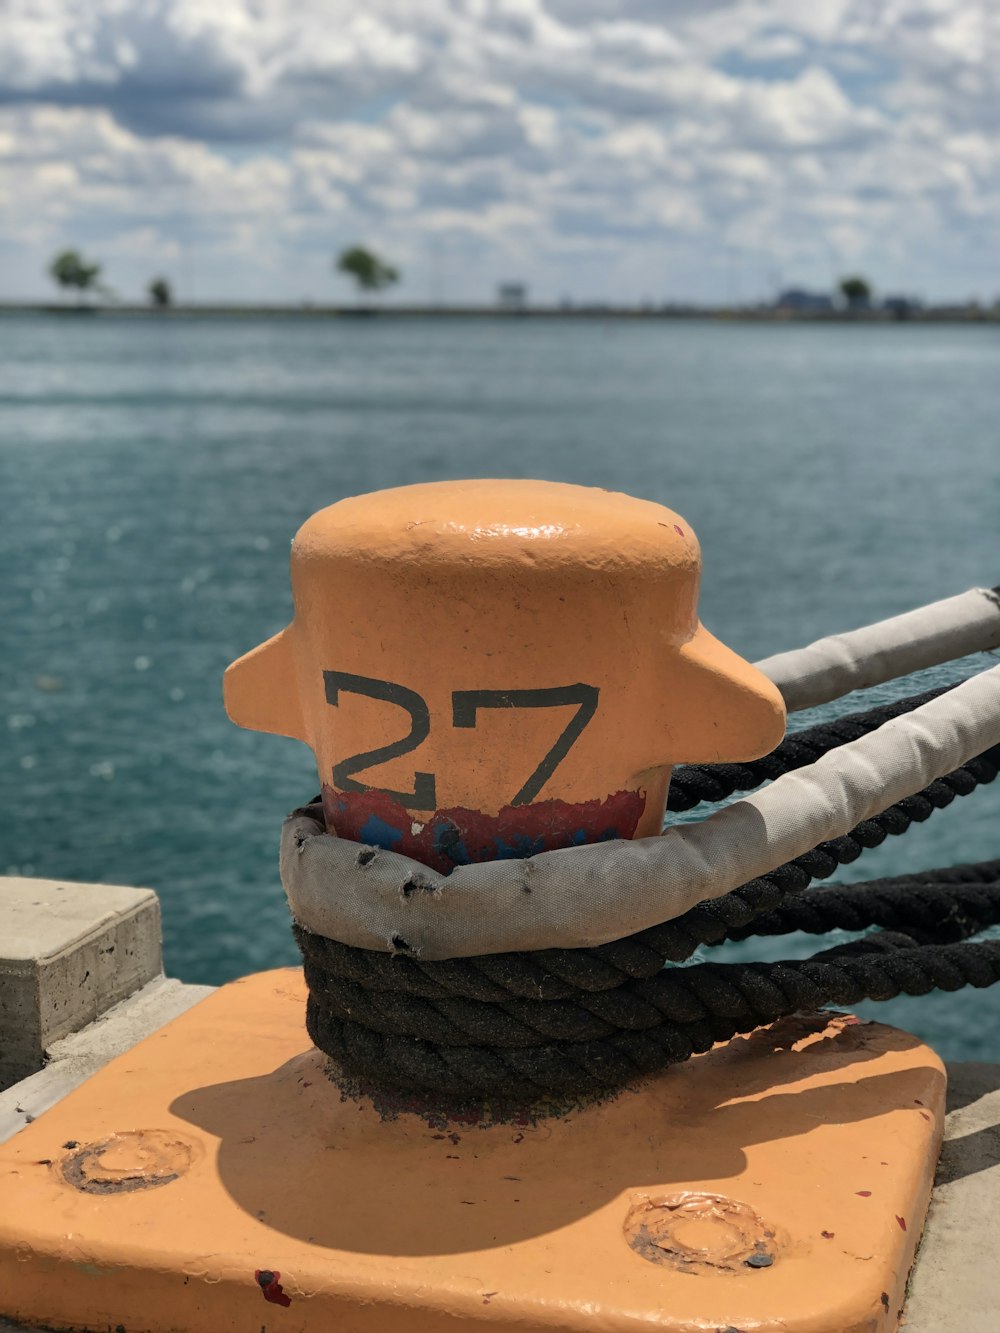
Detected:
left=839, top=275, right=872, bottom=310
left=149, top=277, right=173, bottom=308
left=335, top=245, right=400, bottom=298
left=49, top=250, right=103, bottom=304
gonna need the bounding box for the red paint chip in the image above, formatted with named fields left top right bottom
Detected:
left=855, top=1190, right=872, bottom=1197
left=896, top=1216, right=907, bottom=1231
left=673, top=524, right=685, bottom=536
left=255, top=1269, right=292, bottom=1308
left=821, top=1230, right=835, bottom=1239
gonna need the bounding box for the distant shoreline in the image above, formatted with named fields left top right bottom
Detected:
left=1, top=301, right=997, bottom=323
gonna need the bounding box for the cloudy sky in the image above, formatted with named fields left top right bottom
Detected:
left=1, top=0, right=996, bottom=304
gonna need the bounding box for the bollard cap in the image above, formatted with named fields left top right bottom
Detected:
left=225, top=480, right=785, bottom=862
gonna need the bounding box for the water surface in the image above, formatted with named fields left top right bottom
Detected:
left=1, top=313, right=998, bottom=1058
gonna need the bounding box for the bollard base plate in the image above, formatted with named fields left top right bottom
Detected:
left=0, top=967, right=944, bottom=1333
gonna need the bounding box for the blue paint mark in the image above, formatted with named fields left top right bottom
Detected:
left=492, top=833, right=547, bottom=860
left=570, top=828, right=588, bottom=846
left=358, top=815, right=404, bottom=850
left=434, top=821, right=471, bottom=866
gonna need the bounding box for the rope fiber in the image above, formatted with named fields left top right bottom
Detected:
left=294, top=683, right=1000, bottom=1104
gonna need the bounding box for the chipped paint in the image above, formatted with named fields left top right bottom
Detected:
left=623, top=1192, right=779, bottom=1275
left=255, top=1269, right=292, bottom=1307
left=323, top=784, right=646, bottom=871
left=60, top=1131, right=198, bottom=1195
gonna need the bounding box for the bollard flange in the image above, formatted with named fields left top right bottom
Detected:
left=0, top=968, right=944, bottom=1333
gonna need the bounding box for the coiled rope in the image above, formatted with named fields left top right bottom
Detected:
left=295, top=674, right=1000, bottom=1103
left=301, top=936, right=1000, bottom=1102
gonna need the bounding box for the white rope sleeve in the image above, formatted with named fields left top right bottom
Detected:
left=756, top=586, right=1000, bottom=712
left=281, top=663, right=1000, bottom=960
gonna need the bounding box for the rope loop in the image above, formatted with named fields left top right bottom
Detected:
left=294, top=678, right=1000, bottom=1103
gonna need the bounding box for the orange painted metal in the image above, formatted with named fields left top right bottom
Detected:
left=224, top=480, right=785, bottom=867
left=0, top=968, right=944, bottom=1333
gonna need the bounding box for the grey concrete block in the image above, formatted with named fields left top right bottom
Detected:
left=0, top=974, right=215, bottom=1144
left=0, top=876, right=162, bottom=1089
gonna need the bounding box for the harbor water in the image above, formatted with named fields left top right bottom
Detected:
left=1, top=312, right=998, bottom=1058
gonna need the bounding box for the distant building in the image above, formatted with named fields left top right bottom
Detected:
left=882, top=295, right=922, bottom=319
left=774, top=288, right=834, bottom=312
left=497, top=282, right=527, bottom=309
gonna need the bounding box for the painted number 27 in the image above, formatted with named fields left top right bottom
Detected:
left=323, top=672, right=599, bottom=811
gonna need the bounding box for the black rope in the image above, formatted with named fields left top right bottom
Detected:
left=302, top=937, right=1000, bottom=1102
left=666, top=683, right=955, bottom=811
left=727, top=860, right=1000, bottom=945
left=296, top=856, right=1000, bottom=1054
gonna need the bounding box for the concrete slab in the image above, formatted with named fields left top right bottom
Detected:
left=0, top=876, right=162, bottom=1088
left=902, top=1061, right=1000, bottom=1332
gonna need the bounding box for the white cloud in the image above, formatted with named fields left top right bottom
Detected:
left=0, top=0, right=998, bottom=303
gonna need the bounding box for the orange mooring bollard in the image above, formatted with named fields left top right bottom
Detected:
left=224, top=479, right=786, bottom=867
left=0, top=479, right=947, bottom=1333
